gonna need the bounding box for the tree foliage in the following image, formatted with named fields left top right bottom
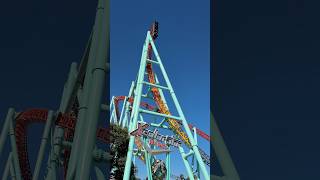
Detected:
left=110, top=123, right=136, bottom=179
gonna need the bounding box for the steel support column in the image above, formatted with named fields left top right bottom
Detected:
left=123, top=31, right=150, bottom=180
left=178, top=146, right=194, bottom=180
left=47, top=62, right=78, bottom=180
left=9, top=113, right=21, bottom=180
left=165, top=147, right=170, bottom=180
left=33, top=110, right=54, bottom=180
left=2, top=152, right=12, bottom=180
left=212, top=114, right=240, bottom=180
left=0, top=108, right=14, bottom=157
left=74, top=0, right=109, bottom=178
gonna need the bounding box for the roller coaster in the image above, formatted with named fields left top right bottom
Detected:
left=0, top=0, right=240, bottom=179
left=109, top=22, right=211, bottom=180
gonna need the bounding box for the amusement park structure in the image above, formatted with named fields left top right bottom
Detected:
left=109, top=22, right=211, bottom=180
left=0, top=0, right=110, bottom=179
left=0, top=0, right=238, bottom=179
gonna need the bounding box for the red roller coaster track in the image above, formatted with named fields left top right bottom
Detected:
left=14, top=109, right=109, bottom=180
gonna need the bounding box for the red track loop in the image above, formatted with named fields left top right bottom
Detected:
left=15, top=109, right=49, bottom=180
left=113, top=96, right=159, bottom=120
left=14, top=109, right=110, bottom=180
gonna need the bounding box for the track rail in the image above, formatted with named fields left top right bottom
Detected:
left=14, top=109, right=110, bottom=180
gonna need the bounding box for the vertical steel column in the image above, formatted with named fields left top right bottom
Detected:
left=178, top=146, right=194, bottom=180
left=123, top=32, right=150, bottom=180
left=119, top=96, right=126, bottom=127
left=47, top=62, right=78, bottom=180
left=74, top=0, right=109, bottom=178
left=193, top=127, right=200, bottom=179
left=125, top=82, right=136, bottom=130
left=44, top=127, right=53, bottom=179
left=112, top=101, right=117, bottom=125
left=9, top=156, right=16, bottom=180
left=0, top=108, right=14, bottom=157
left=144, top=138, right=153, bottom=180
left=33, top=110, right=54, bottom=180
left=165, top=147, right=170, bottom=180
left=66, top=61, right=93, bottom=180
left=62, top=31, right=94, bottom=179
left=9, top=115, right=21, bottom=180
left=212, top=114, right=240, bottom=180
left=149, top=35, right=210, bottom=180
left=124, top=82, right=135, bottom=128
left=109, top=96, right=116, bottom=124
left=2, top=152, right=12, bottom=180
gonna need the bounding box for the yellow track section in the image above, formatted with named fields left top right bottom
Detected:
left=135, top=137, right=145, bottom=162
left=146, top=63, right=192, bottom=148
left=132, top=62, right=192, bottom=164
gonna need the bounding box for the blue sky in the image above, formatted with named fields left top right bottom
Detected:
left=110, top=0, right=210, bottom=178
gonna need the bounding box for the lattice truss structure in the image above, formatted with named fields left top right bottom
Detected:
left=109, top=22, right=211, bottom=180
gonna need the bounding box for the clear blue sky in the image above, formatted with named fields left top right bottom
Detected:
left=111, top=0, right=210, bottom=178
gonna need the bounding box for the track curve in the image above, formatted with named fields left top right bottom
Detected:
left=15, top=109, right=49, bottom=180
left=14, top=109, right=110, bottom=180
